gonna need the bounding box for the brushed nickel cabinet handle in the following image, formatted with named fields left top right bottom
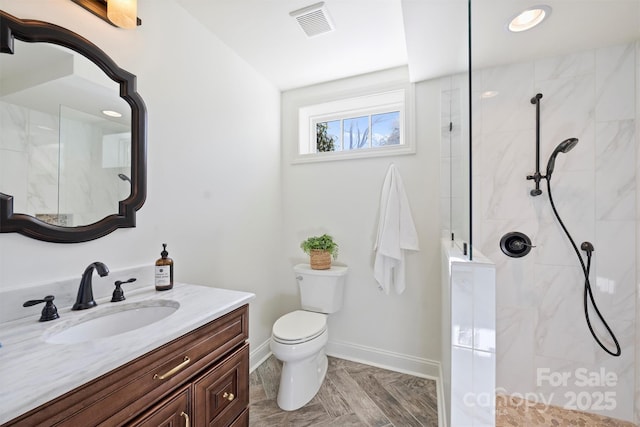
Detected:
left=222, top=392, right=235, bottom=401
left=180, top=411, right=190, bottom=427
left=153, top=356, right=191, bottom=380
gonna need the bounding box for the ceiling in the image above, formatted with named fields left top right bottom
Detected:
left=176, top=0, right=640, bottom=91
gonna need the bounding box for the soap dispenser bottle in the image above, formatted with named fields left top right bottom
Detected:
left=155, top=243, right=174, bottom=291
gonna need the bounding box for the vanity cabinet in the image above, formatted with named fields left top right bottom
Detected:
left=3, top=305, right=249, bottom=427
left=130, top=344, right=249, bottom=427
left=131, top=385, right=191, bottom=427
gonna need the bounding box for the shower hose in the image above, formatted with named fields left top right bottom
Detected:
left=546, top=178, right=621, bottom=357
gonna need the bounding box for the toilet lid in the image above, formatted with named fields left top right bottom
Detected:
left=272, top=310, right=327, bottom=343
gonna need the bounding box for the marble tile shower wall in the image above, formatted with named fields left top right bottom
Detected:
left=471, top=41, right=637, bottom=422
left=0, top=101, right=57, bottom=214
left=0, top=101, right=127, bottom=226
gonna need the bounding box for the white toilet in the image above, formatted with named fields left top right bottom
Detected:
left=270, top=263, right=348, bottom=411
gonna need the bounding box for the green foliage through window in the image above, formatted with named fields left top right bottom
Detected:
left=316, top=122, right=335, bottom=152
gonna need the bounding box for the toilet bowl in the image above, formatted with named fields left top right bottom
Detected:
left=271, top=310, right=329, bottom=411
left=270, top=264, right=348, bottom=411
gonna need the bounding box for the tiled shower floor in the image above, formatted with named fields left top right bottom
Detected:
left=496, top=394, right=636, bottom=427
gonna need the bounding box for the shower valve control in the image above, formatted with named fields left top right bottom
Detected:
left=500, top=232, right=535, bottom=258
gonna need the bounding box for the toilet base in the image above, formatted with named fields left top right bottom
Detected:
left=276, top=348, right=328, bottom=411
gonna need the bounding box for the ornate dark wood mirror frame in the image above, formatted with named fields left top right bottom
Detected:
left=0, top=11, right=147, bottom=243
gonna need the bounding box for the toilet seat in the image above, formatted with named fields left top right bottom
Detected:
left=272, top=310, right=327, bottom=344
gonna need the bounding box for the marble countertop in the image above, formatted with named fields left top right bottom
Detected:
left=0, top=283, right=255, bottom=424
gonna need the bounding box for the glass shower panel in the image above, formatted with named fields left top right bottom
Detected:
left=441, top=71, right=471, bottom=253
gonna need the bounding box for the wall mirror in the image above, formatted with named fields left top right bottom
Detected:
left=0, top=11, right=146, bottom=243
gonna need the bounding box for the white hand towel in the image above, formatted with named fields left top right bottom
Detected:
left=373, top=164, right=419, bottom=294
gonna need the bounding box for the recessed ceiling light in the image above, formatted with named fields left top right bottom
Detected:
left=102, top=109, right=123, bottom=118
left=507, top=5, right=551, bottom=33
left=481, top=91, right=499, bottom=99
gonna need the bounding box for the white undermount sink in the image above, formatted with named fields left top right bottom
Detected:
left=44, top=300, right=180, bottom=345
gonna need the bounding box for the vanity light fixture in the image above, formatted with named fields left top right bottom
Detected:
left=102, top=109, right=123, bottom=118
left=71, top=0, right=141, bottom=29
left=507, top=5, right=551, bottom=32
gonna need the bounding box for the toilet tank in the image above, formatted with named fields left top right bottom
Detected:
left=294, top=264, right=348, bottom=314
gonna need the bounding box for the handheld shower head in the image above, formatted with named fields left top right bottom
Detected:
left=546, top=138, right=578, bottom=178
left=556, top=137, right=579, bottom=154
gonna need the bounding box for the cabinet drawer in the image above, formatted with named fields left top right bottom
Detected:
left=5, top=305, right=248, bottom=427
left=128, top=385, right=191, bottom=427
left=193, top=344, right=249, bottom=427
left=229, top=409, right=249, bottom=427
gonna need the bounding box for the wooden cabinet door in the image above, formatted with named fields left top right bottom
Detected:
left=193, top=344, right=249, bottom=427
left=227, top=409, right=248, bottom=427
left=129, top=385, right=191, bottom=427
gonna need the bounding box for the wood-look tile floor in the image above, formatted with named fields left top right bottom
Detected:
left=249, top=355, right=439, bottom=426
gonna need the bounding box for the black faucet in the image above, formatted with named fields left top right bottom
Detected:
left=72, top=262, right=109, bottom=310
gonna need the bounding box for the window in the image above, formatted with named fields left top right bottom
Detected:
left=316, top=111, right=401, bottom=152
left=296, top=88, right=414, bottom=162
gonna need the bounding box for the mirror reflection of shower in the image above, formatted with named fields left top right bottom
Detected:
left=118, top=173, right=131, bottom=184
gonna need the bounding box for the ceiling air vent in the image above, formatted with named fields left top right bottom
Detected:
left=290, top=2, right=335, bottom=38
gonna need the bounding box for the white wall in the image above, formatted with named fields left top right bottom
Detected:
left=0, top=0, right=287, bottom=353
left=281, top=68, right=443, bottom=372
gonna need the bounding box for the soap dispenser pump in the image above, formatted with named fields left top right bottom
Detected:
left=155, top=243, right=174, bottom=291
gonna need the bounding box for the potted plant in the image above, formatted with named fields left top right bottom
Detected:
left=300, top=234, right=339, bottom=270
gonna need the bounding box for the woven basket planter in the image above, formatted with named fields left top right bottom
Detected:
left=309, top=249, right=331, bottom=270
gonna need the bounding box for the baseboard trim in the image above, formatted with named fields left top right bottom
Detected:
left=326, top=340, right=441, bottom=380
left=249, top=338, right=442, bottom=379
left=249, top=338, right=272, bottom=373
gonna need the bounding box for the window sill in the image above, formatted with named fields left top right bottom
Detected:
left=290, top=144, right=416, bottom=164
